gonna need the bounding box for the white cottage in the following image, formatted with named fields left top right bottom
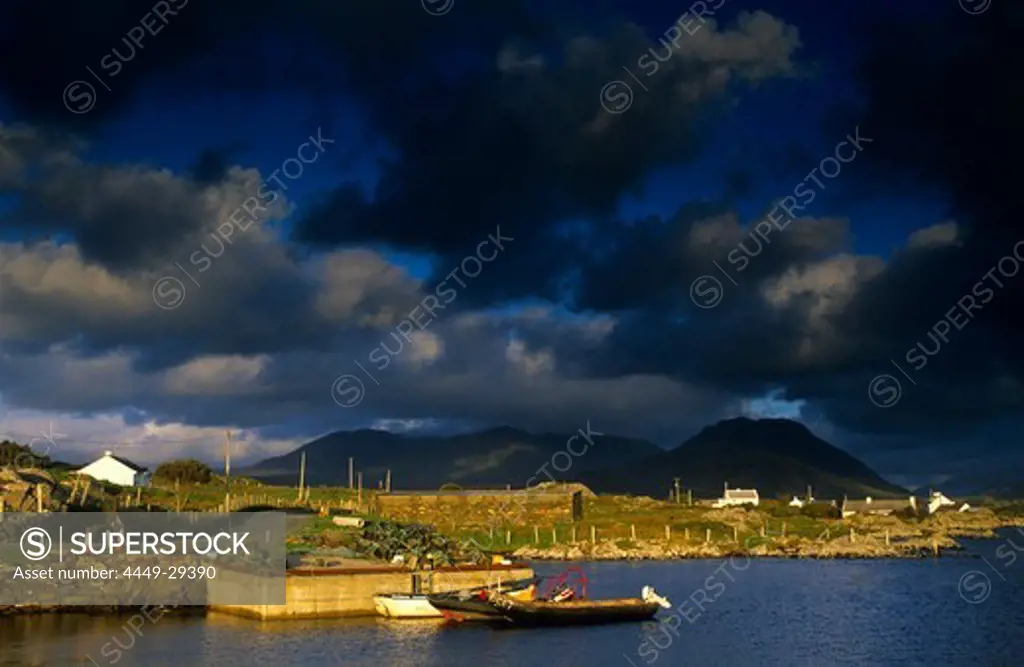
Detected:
left=78, top=451, right=150, bottom=487
left=928, top=491, right=956, bottom=515
left=713, top=484, right=760, bottom=507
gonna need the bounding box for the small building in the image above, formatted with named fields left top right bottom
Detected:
left=928, top=490, right=957, bottom=515
left=841, top=496, right=917, bottom=518
left=712, top=485, right=760, bottom=508
left=77, top=451, right=150, bottom=487
left=789, top=495, right=808, bottom=508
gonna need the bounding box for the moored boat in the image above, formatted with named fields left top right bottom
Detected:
left=373, top=577, right=536, bottom=619
left=373, top=594, right=441, bottom=619
left=481, top=585, right=672, bottom=627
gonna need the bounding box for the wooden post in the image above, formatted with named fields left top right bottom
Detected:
left=932, top=537, right=939, bottom=557
left=705, top=528, right=711, bottom=543
left=590, top=525, right=596, bottom=544
left=684, top=527, right=690, bottom=541
left=36, top=484, right=44, bottom=512
left=135, top=486, right=142, bottom=506
left=761, top=523, right=766, bottom=538
left=551, top=527, right=557, bottom=544
left=348, top=457, right=354, bottom=489
left=572, top=526, right=577, bottom=542
left=224, top=430, right=232, bottom=511
left=506, top=529, right=511, bottom=545
left=665, top=525, right=671, bottom=541
left=782, top=522, right=787, bottom=538
left=385, top=469, right=391, bottom=493
left=631, top=524, right=636, bottom=541
left=489, top=525, right=494, bottom=540
left=687, top=489, right=693, bottom=507
left=534, top=526, right=539, bottom=543
left=733, top=526, right=739, bottom=543
left=298, top=452, right=307, bottom=501
left=357, top=472, right=363, bottom=506
left=885, top=529, right=891, bottom=546
left=850, top=528, right=856, bottom=544
left=673, top=478, right=681, bottom=504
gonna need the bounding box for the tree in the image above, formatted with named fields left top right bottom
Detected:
left=154, top=459, right=213, bottom=485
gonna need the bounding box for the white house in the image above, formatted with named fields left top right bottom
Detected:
left=78, top=451, right=150, bottom=487
left=713, top=485, right=760, bottom=507
left=928, top=491, right=957, bottom=515
left=789, top=496, right=807, bottom=508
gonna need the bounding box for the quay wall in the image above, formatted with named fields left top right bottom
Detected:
left=208, top=563, right=534, bottom=620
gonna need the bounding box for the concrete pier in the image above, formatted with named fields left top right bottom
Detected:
left=209, top=563, right=534, bottom=620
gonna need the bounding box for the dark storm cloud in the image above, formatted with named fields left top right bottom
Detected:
left=293, top=10, right=802, bottom=304
left=0, top=0, right=540, bottom=132
left=801, top=1, right=1024, bottom=437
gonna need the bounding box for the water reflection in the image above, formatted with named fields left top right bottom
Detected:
left=1, top=553, right=1022, bottom=667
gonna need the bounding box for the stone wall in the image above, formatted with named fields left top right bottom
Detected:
left=373, top=491, right=575, bottom=528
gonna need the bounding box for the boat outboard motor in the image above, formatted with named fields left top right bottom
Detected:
left=549, top=583, right=575, bottom=602
left=642, top=586, right=672, bottom=609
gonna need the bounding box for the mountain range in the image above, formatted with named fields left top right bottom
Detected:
left=242, top=417, right=911, bottom=499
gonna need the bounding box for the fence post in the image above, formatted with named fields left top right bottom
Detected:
left=705, top=528, right=711, bottom=543
left=631, top=524, right=636, bottom=541
left=552, top=527, right=557, bottom=544
left=506, top=529, right=511, bottom=545
left=534, top=526, right=539, bottom=544
left=782, top=522, right=787, bottom=538
left=572, top=526, right=577, bottom=543
left=665, top=525, right=671, bottom=541
left=591, top=525, right=596, bottom=545
left=733, top=526, right=739, bottom=543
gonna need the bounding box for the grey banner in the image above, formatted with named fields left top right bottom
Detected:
left=0, top=512, right=285, bottom=606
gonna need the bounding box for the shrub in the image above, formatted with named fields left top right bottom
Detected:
left=154, top=459, right=213, bottom=485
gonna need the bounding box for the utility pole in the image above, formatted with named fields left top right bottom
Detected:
left=348, top=457, right=354, bottom=489
left=385, top=469, right=391, bottom=493
left=673, top=478, right=682, bottom=504
left=224, top=430, right=232, bottom=512
left=357, top=472, right=363, bottom=506
left=688, top=489, right=693, bottom=507
left=298, top=451, right=307, bottom=502
left=806, top=484, right=812, bottom=503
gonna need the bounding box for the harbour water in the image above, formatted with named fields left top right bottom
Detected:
left=2, top=535, right=1022, bottom=667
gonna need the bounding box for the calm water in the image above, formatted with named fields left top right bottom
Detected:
left=2, top=535, right=1022, bottom=667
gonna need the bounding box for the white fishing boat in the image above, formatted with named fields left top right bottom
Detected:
left=373, top=593, right=444, bottom=619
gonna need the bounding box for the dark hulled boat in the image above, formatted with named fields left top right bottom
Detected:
left=484, top=592, right=663, bottom=627
left=425, top=577, right=538, bottom=621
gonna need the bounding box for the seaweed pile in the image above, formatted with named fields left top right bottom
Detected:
left=353, top=520, right=479, bottom=565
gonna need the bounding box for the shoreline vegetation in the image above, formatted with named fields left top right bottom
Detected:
left=3, top=453, right=1024, bottom=616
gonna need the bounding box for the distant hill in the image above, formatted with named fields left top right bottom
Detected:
left=580, top=417, right=908, bottom=500
left=241, top=426, right=664, bottom=489
left=943, top=473, right=1024, bottom=499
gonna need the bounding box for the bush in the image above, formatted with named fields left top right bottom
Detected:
left=154, top=459, right=213, bottom=485
left=0, top=440, right=52, bottom=468
left=802, top=503, right=839, bottom=519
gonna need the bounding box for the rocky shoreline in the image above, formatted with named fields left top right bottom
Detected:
left=513, top=534, right=964, bottom=561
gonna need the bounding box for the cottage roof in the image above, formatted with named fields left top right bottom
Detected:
left=724, top=489, right=759, bottom=500
left=843, top=498, right=912, bottom=512
left=82, top=451, right=147, bottom=473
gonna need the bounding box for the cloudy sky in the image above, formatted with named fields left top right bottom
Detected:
left=0, top=0, right=1020, bottom=488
